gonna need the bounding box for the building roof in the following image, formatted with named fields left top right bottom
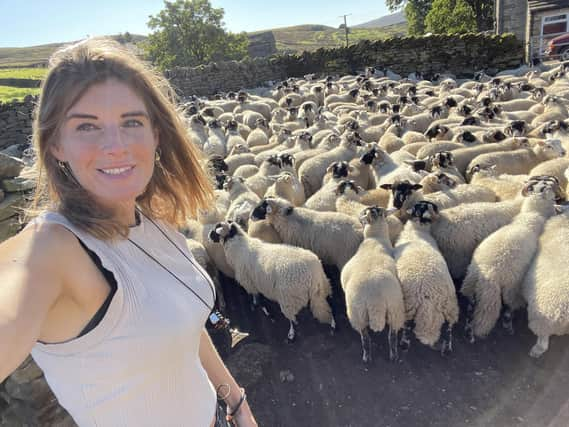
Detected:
left=529, top=0, right=569, bottom=12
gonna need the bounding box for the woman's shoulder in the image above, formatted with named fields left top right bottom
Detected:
left=0, top=216, right=83, bottom=277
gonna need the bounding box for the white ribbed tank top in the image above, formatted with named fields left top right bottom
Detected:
left=28, top=211, right=217, bottom=427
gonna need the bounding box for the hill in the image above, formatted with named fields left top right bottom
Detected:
left=353, top=11, right=406, bottom=29
left=0, top=24, right=407, bottom=68
left=0, top=34, right=146, bottom=68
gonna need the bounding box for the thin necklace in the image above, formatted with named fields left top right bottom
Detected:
left=127, top=208, right=216, bottom=313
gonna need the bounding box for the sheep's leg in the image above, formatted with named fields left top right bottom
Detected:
left=440, top=321, right=453, bottom=356
left=388, top=325, right=398, bottom=362
left=465, top=296, right=476, bottom=344
left=501, top=305, right=514, bottom=335
left=330, top=316, right=337, bottom=336
left=400, top=320, right=413, bottom=351
left=287, top=319, right=298, bottom=343
left=250, top=294, right=259, bottom=312
left=361, top=327, right=372, bottom=363
left=530, top=335, right=550, bottom=358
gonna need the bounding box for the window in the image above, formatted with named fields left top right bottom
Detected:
left=542, top=13, right=569, bottom=36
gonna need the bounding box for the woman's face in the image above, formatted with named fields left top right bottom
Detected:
left=52, top=78, right=158, bottom=212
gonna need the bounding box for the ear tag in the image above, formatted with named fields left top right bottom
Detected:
left=266, top=205, right=273, bottom=214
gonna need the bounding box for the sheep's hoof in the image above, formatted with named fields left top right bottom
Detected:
left=362, top=352, right=372, bottom=364
left=465, top=325, right=475, bottom=344
left=529, top=345, right=545, bottom=358
left=441, top=342, right=453, bottom=356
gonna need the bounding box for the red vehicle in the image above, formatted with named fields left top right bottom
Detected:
left=546, top=32, right=569, bottom=60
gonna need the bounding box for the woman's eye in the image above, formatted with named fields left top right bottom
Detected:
left=76, top=123, right=98, bottom=132
left=123, top=119, right=143, bottom=128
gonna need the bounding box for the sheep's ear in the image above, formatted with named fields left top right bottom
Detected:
left=215, top=226, right=224, bottom=234
left=326, top=163, right=337, bottom=173
left=282, top=206, right=294, bottom=215
left=411, top=184, right=423, bottom=190
left=380, top=183, right=392, bottom=190
left=521, top=183, right=531, bottom=197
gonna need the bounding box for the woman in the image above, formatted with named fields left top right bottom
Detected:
left=0, top=38, right=257, bottom=427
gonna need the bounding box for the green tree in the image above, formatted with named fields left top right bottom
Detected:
left=425, top=0, right=477, bottom=33
left=143, top=0, right=249, bottom=70
left=386, top=0, right=433, bottom=36
left=464, top=0, right=494, bottom=32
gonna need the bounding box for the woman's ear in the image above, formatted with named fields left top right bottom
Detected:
left=50, top=143, right=65, bottom=162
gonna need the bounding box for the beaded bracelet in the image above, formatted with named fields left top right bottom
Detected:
left=225, top=387, right=247, bottom=423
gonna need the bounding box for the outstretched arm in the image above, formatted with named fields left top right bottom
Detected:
left=199, top=329, right=258, bottom=426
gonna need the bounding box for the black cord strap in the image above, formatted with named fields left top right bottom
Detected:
left=127, top=208, right=216, bottom=313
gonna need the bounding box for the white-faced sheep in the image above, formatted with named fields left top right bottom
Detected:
left=209, top=221, right=335, bottom=341
left=461, top=185, right=558, bottom=341
left=250, top=197, right=363, bottom=271
left=340, top=206, right=405, bottom=362
left=393, top=201, right=459, bottom=354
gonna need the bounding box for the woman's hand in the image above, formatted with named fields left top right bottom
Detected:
left=230, top=400, right=257, bottom=427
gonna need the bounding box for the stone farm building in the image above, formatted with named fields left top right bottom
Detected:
left=496, top=0, right=569, bottom=61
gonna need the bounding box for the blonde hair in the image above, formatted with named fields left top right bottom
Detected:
left=28, top=37, right=213, bottom=240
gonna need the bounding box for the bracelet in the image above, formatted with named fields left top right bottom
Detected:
left=225, top=387, right=246, bottom=423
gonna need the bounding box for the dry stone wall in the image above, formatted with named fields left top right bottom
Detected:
left=167, top=33, right=524, bottom=97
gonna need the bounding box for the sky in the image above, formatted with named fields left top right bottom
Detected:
left=0, top=0, right=391, bottom=48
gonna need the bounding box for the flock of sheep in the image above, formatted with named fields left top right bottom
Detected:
left=180, top=62, right=569, bottom=363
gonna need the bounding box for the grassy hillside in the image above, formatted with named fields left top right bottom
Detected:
left=0, top=68, right=48, bottom=79
left=254, top=23, right=407, bottom=53
left=0, top=23, right=407, bottom=68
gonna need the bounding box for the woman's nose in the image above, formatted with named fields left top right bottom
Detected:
left=102, top=125, right=128, bottom=154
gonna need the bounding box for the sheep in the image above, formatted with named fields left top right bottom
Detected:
left=203, top=119, right=227, bottom=158
left=380, top=174, right=496, bottom=220
left=465, top=139, right=566, bottom=181
left=250, top=197, right=363, bottom=271
left=247, top=217, right=282, bottom=244
left=209, top=221, right=335, bottom=341
left=265, top=171, right=306, bottom=206
left=340, top=206, right=405, bottom=362
left=361, top=145, right=424, bottom=186
left=223, top=176, right=261, bottom=230
left=246, top=118, right=270, bottom=148
left=324, top=88, right=360, bottom=107
left=468, top=166, right=528, bottom=200
left=461, top=185, right=558, bottom=341
left=521, top=205, right=569, bottom=357
left=334, top=180, right=403, bottom=245
left=233, top=164, right=260, bottom=179
left=225, top=120, right=247, bottom=154
left=195, top=207, right=235, bottom=279
left=393, top=201, right=459, bottom=354
left=451, top=137, right=528, bottom=175
left=224, top=144, right=256, bottom=175
left=430, top=199, right=524, bottom=280
left=245, top=155, right=283, bottom=198
left=293, top=133, right=342, bottom=172
left=187, top=114, right=208, bottom=150
left=529, top=157, right=569, bottom=190
left=298, top=132, right=364, bottom=197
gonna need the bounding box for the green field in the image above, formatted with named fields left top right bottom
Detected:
left=0, top=67, right=47, bottom=79
left=0, top=86, right=40, bottom=103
